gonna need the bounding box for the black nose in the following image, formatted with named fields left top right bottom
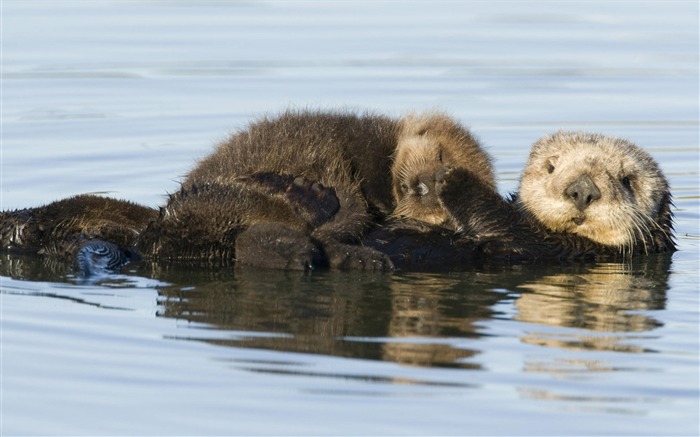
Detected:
left=410, top=174, right=434, bottom=197
left=565, top=174, right=601, bottom=211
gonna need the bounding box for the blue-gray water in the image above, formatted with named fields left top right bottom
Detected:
left=1, top=1, right=698, bottom=435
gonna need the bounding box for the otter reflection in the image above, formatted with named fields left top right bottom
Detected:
left=149, top=267, right=515, bottom=369
left=515, top=254, right=672, bottom=353
left=1, top=252, right=76, bottom=282
left=0, top=253, right=672, bottom=369
left=150, top=257, right=670, bottom=367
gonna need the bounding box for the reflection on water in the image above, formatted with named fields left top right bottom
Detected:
left=3, top=253, right=671, bottom=367
left=152, top=268, right=505, bottom=369
left=516, top=256, right=670, bottom=354
left=510, top=256, right=673, bottom=411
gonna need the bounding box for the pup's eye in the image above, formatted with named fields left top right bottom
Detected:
left=621, top=176, right=633, bottom=191
left=547, top=163, right=555, bottom=174
left=400, top=183, right=410, bottom=194
left=437, top=147, right=443, bottom=163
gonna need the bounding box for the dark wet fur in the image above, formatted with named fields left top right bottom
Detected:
left=0, top=194, right=156, bottom=259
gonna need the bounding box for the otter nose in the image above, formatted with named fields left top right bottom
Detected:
left=565, top=174, right=601, bottom=211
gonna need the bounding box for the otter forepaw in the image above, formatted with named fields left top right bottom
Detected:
left=435, top=167, right=483, bottom=201
left=435, top=166, right=454, bottom=184
left=434, top=166, right=461, bottom=192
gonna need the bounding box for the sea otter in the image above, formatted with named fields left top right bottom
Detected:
left=365, top=131, right=676, bottom=269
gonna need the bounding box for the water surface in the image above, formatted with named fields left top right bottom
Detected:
left=2, top=1, right=698, bottom=435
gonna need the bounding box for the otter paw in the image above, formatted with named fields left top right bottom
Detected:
left=286, top=177, right=340, bottom=227
left=436, top=167, right=484, bottom=200
left=235, top=222, right=324, bottom=271
left=324, top=243, right=394, bottom=272
left=434, top=166, right=457, bottom=194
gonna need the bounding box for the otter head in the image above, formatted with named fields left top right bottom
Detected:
left=391, top=113, right=496, bottom=227
left=518, top=131, right=672, bottom=249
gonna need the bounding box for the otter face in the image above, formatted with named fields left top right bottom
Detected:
left=391, top=113, right=496, bottom=227
left=518, top=131, right=670, bottom=248
left=391, top=134, right=451, bottom=225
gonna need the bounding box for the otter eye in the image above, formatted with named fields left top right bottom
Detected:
left=400, top=183, right=410, bottom=194
left=437, top=147, right=443, bottom=163
left=547, top=163, right=555, bottom=174
left=621, top=176, right=633, bottom=191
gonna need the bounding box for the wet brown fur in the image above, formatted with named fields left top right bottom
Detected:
left=140, top=110, right=400, bottom=270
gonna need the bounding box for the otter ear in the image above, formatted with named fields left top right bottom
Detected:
left=546, top=156, right=559, bottom=174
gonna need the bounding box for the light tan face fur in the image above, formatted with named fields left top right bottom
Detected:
left=391, top=113, right=495, bottom=226
left=518, top=131, right=668, bottom=247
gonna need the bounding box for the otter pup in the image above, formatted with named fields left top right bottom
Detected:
left=391, top=113, right=495, bottom=228
left=367, top=131, right=675, bottom=269
left=141, top=110, right=494, bottom=270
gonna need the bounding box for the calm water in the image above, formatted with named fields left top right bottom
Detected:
left=1, top=1, right=699, bottom=435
